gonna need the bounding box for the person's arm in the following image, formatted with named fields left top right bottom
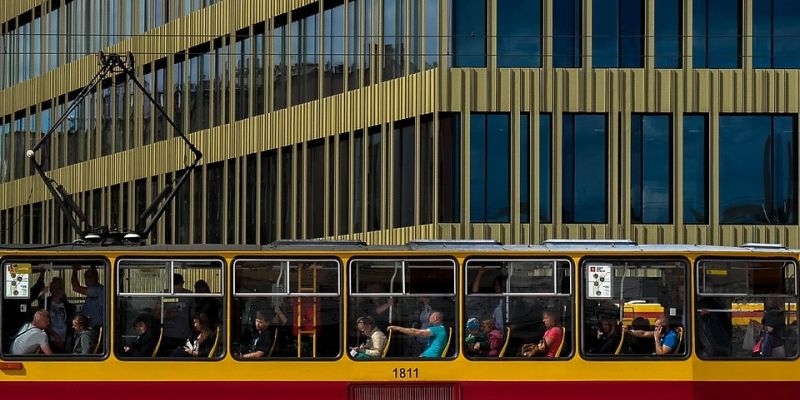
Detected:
left=45, top=326, right=64, bottom=350
left=471, top=268, right=487, bottom=293
left=71, top=266, right=88, bottom=295
left=242, top=350, right=266, bottom=358
left=274, top=305, right=288, bottom=325
left=374, top=297, right=394, bottom=316
left=364, top=332, right=386, bottom=357
left=623, top=325, right=654, bottom=339
left=77, top=333, right=93, bottom=355
left=40, top=343, right=54, bottom=355
left=388, top=325, right=431, bottom=337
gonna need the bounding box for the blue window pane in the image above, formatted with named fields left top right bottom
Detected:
left=553, top=0, right=581, bottom=67
left=563, top=114, right=607, bottom=223
left=694, top=0, right=740, bottom=68
left=719, top=115, right=797, bottom=224
left=654, top=0, right=681, bottom=68
left=592, top=0, right=618, bottom=68
left=470, top=113, right=510, bottom=223
left=683, top=115, right=708, bottom=224
left=631, top=115, right=672, bottom=224
left=539, top=114, right=552, bottom=223
left=754, top=0, right=800, bottom=68
left=470, top=114, right=487, bottom=221
left=497, top=0, right=541, bottom=67
left=619, top=0, right=644, bottom=67
left=453, top=0, right=486, bottom=67
left=520, top=114, right=530, bottom=223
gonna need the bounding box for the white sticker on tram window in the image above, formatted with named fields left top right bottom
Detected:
left=4, top=263, right=32, bottom=299
left=587, top=264, right=613, bottom=299
left=669, top=308, right=676, bottom=316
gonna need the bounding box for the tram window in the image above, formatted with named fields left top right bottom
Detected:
left=232, top=259, right=341, bottom=359
left=581, top=260, right=687, bottom=358
left=695, top=259, right=798, bottom=360
left=115, top=259, right=225, bottom=360
left=348, top=259, right=457, bottom=360
left=1, top=260, right=108, bottom=358
left=465, top=259, right=572, bottom=359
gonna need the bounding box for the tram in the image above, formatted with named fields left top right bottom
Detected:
left=0, top=239, right=798, bottom=400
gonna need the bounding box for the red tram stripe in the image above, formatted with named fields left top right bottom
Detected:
left=0, top=380, right=797, bottom=400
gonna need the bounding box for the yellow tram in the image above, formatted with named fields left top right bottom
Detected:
left=0, top=240, right=798, bottom=400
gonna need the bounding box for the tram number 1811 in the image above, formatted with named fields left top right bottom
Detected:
left=392, top=367, right=420, bottom=379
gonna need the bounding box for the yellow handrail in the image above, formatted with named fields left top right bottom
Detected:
left=440, top=327, right=453, bottom=357
left=207, top=326, right=221, bottom=358
left=554, top=327, right=566, bottom=358
left=381, top=329, right=393, bottom=358
left=498, top=326, right=512, bottom=358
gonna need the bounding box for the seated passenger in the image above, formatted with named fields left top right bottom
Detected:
left=388, top=311, right=448, bottom=358
left=351, top=316, right=387, bottom=359
left=71, top=314, right=94, bottom=354
left=121, top=314, right=156, bottom=357
left=11, top=310, right=54, bottom=355
left=172, top=313, right=217, bottom=358
left=623, top=317, right=678, bottom=355
left=591, top=316, right=621, bottom=354
left=521, top=309, right=563, bottom=358
left=241, top=311, right=273, bottom=359
left=464, top=317, right=487, bottom=355
left=468, top=315, right=503, bottom=357
left=753, top=309, right=786, bottom=357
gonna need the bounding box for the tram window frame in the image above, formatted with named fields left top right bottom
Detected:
left=348, top=257, right=458, bottom=361
left=1, top=257, right=110, bottom=360
left=579, top=258, right=690, bottom=360
left=114, top=258, right=226, bottom=361
left=231, top=258, right=343, bottom=361
left=464, top=258, right=574, bottom=361
left=694, top=258, right=799, bottom=361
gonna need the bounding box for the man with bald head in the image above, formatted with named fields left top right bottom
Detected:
left=388, top=311, right=448, bottom=358
left=623, top=316, right=679, bottom=355
left=11, top=310, right=54, bottom=355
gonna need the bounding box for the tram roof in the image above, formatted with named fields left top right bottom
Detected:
left=0, top=240, right=795, bottom=255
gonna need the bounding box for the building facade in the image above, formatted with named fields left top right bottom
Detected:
left=1, top=0, right=800, bottom=246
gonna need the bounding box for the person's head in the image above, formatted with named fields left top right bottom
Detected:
left=356, top=316, right=375, bottom=335
left=654, top=317, right=670, bottom=334
left=133, top=314, right=151, bottom=335
left=32, top=310, right=51, bottom=329
left=49, top=277, right=65, bottom=298
left=542, top=309, right=561, bottom=329
left=763, top=311, right=784, bottom=333
left=84, top=267, right=99, bottom=285
left=72, top=313, right=89, bottom=332
left=255, top=311, right=271, bottom=333
left=194, top=280, right=210, bottom=293
left=429, top=311, right=443, bottom=326
left=600, top=317, right=618, bottom=334
left=193, top=313, right=212, bottom=333
left=173, top=274, right=184, bottom=288
left=480, top=315, right=496, bottom=333
left=465, top=317, right=480, bottom=334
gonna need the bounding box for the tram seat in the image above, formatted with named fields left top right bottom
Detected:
left=93, top=326, right=103, bottom=354
left=614, top=324, right=626, bottom=355
left=554, top=327, right=566, bottom=358
left=675, top=327, right=684, bottom=354
left=440, top=327, right=453, bottom=357
left=151, top=328, right=163, bottom=358
left=208, top=326, right=221, bottom=358
left=498, top=326, right=512, bottom=358
left=267, top=329, right=279, bottom=357
left=381, top=329, right=393, bottom=358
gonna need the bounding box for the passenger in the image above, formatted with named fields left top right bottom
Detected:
left=696, top=297, right=732, bottom=357
left=591, top=316, right=621, bottom=354
left=11, top=310, right=54, bottom=355
left=351, top=316, right=387, bottom=359
left=121, top=314, right=156, bottom=357
left=43, top=277, right=73, bottom=352
left=71, top=314, right=94, bottom=355
left=521, top=309, right=564, bottom=358
left=70, top=265, right=104, bottom=327
left=753, top=305, right=786, bottom=357
left=472, top=315, right=503, bottom=357
left=239, top=310, right=273, bottom=359
left=623, top=317, right=678, bottom=355
left=464, top=317, right=488, bottom=356
left=388, top=311, right=448, bottom=358
left=160, top=273, right=194, bottom=356
left=358, top=283, right=394, bottom=330
left=193, top=279, right=220, bottom=328
left=469, top=267, right=506, bottom=330
left=174, top=313, right=217, bottom=358
left=2, top=270, right=45, bottom=352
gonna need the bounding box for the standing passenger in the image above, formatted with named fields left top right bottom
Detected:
left=160, top=274, right=193, bottom=356
left=71, top=265, right=104, bottom=327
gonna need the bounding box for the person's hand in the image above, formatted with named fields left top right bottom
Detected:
left=123, top=346, right=130, bottom=352
left=387, top=325, right=397, bottom=332
left=473, top=343, right=480, bottom=350
left=654, top=326, right=663, bottom=339
left=621, top=325, right=629, bottom=334
left=387, top=297, right=395, bottom=306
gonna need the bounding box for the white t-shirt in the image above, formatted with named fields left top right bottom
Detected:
left=11, top=323, right=47, bottom=355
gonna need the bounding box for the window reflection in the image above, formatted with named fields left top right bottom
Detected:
left=693, top=0, right=740, bottom=68
left=593, top=0, right=643, bottom=68
left=470, top=113, right=510, bottom=223
left=683, top=114, right=708, bottom=224
left=754, top=0, right=800, bottom=68
left=553, top=0, right=581, bottom=67
left=497, top=0, right=541, bottom=67
left=452, top=0, right=486, bottom=67
left=631, top=114, right=672, bottom=224
left=563, top=114, right=607, bottom=224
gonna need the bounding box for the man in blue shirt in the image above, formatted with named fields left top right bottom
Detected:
left=624, top=316, right=679, bottom=355
left=388, top=311, right=448, bottom=358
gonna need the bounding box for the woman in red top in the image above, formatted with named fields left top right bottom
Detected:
left=521, top=309, right=563, bottom=358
